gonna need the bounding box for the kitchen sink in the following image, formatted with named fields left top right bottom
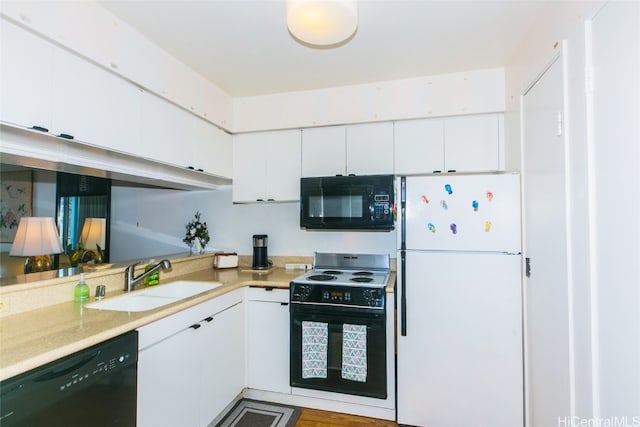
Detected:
left=86, top=281, right=222, bottom=312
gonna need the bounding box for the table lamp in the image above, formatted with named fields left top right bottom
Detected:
left=9, top=217, right=64, bottom=274
left=79, top=218, right=106, bottom=263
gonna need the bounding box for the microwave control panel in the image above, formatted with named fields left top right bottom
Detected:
left=372, top=193, right=391, bottom=219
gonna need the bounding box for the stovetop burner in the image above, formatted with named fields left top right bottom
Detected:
left=292, top=252, right=391, bottom=288
left=307, top=274, right=338, bottom=281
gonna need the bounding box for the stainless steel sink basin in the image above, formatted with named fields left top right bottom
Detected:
left=86, top=281, right=222, bottom=312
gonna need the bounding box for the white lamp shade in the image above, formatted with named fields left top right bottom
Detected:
left=80, top=218, right=106, bottom=250
left=286, top=0, right=358, bottom=47
left=9, top=217, right=63, bottom=256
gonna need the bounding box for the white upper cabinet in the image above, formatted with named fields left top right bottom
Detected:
left=139, top=92, right=233, bottom=179
left=394, top=119, right=444, bottom=175
left=301, top=122, right=394, bottom=177
left=443, top=114, right=503, bottom=172
left=394, top=114, right=503, bottom=175
left=51, top=45, right=140, bottom=150
left=1, top=19, right=52, bottom=131
left=191, top=118, right=233, bottom=179
left=301, top=126, right=346, bottom=177
left=232, top=129, right=301, bottom=203
left=346, top=122, right=394, bottom=175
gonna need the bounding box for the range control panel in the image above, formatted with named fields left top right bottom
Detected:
left=290, top=282, right=385, bottom=309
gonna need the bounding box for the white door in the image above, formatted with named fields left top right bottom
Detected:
left=521, top=56, right=572, bottom=426
left=397, top=251, right=523, bottom=427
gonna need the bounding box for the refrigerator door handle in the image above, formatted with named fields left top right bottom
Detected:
left=400, top=250, right=407, bottom=336
left=400, top=176, right=408, bottom=336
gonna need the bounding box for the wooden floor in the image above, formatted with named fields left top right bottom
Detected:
left=295, top=407, right=398, bottom=427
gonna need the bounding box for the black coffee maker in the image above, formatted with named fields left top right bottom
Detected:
left=252, top=234, right=269, bottom=269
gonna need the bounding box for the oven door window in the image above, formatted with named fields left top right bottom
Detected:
left=290, top=306, right=387, bottom=399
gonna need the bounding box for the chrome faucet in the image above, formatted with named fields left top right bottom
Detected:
left=124, top=259, right=172, bottom=292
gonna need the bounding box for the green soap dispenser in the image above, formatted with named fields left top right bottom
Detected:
left=74, top=273, right=90, bottom=303
left=144, top=259, right=160, bottom=286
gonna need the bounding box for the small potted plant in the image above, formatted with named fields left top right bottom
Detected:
left=183, top=211, right=210, bottom=254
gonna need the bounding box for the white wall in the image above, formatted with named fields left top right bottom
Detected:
left=504, top=0, right=604, bottom=171
left=506, top=0, right=640, bottom=423
left=110, top=185, right=396, bottom=263
left=588, top=1, right=640, bottom=419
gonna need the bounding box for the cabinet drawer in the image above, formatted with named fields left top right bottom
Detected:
left=247, top=287, right=289, bottom=303
left=138, top=288, right=243, bottom=350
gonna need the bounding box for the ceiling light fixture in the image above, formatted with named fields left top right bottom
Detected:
left=286, top=0, right=358, bottom=48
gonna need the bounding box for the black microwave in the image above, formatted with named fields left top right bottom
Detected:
left=300, top=175, right=395, bottom=231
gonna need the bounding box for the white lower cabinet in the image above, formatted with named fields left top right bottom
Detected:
left=137, top=289, right=244, bottom=427
left=246, top=287, right=291, bottom=394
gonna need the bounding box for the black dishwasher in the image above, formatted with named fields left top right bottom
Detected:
left=0, top=330, right=138, bottom=427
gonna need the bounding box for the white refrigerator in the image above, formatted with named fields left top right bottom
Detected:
left=397, top=173, right=523, bottom=427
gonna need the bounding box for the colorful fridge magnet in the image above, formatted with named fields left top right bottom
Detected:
left=486, top=191, right=494, bottom=202
left=484, top=221, right=492, bottom=232
left=449, top=223, right=458, bottom=234
left=421, top=195, right=429, bottom=204
left=444, top=184, right=453, bottom=195
left=440, top=200, right=448, bottom=210
left=427, top=223, right=436, bottom=233
left=472, top=200, right=479, bottom=211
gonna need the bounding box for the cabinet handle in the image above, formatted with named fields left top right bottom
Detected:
left=31, top=125, right=49, bottom=133
left=256, top=198, right=264, bottom=202
left=197, top=168, right=204, bottom=172
left=204, top=316, right=214, bottom=322
left=57, top=133, right=74, bottom=140
left=264, top=286, right=275, bottom=291
left=432, top=170, right=442, bottom=173
left=267, top=198, right=275, bottom=202
left=447, top=169, right=457, bottom=173
left=280, top=302, right=289, bottom=306
left=190, top=323, right=201, bottom=330
left=187, top=166, right=195, bottom=170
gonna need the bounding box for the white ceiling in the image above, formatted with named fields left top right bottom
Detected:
left=98, top=0, right=546, bottom=98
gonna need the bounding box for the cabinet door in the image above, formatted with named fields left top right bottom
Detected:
left=265, top=129, right=301, bottom=201
left=0, top=18, right=52, bottom=131
left=233, top=130, right=301, bottom=202
left=138, top=326, right=200, bottom=427
left=247, top=290, right=291, bottom=394
left=232, top=133, right=268, bottom=202
left=196, top=120, right=233, bottom=179
left=394, top=119, right=445, bottom=174
left=200, top=303, right=245, bottom=426
left=346, top=122, right=394, bottom=175
left=51, top=45, right=140, bottom=151
left=443, top=114, right=502, bottom=172
left=301, top=126, right=346, bottom=177
left=138, top=90, right=185, bottom=163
